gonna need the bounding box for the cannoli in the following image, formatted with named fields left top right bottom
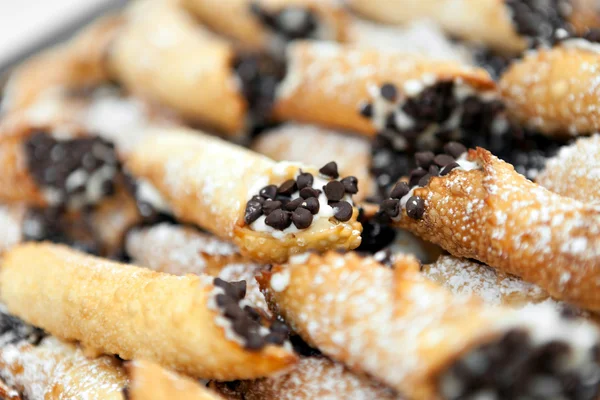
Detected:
left=251, top=124, right=374, bottom=201
left=500, top=37, right=600, bottom=137
left=259, top=251, right=600, bottom=399
left=272, top=41, right=497, bottom=137
left=181, top=0, right=348, bottom=53
left=125, top=360, right=223, bottom=400
left=346, top=0, right=574, bottom=54
left=125, top=128, right=362, bottom=263
left=380, top=144, right=600, bottom=311
left=0, top=243, right=297, bottom=379
left=211, top=356, right=399, bottom=400
left=536, top=134, right=600, bottom=203
left=107, top=0, right=284, bottom=135
left=1, top=14, right=122, bottom=113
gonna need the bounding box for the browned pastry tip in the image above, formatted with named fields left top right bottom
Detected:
left=383, top=144, right=600, bottom=311
left=536, top=134, right=600, bottom=203
left=500, top=43, right=600, bottom=137
left=125, top=360, right=224, bottom=400
left=272, top=41, right=496, bottom=136
left=2, top=14, right=123, bottom=113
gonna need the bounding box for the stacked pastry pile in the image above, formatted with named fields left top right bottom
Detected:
left=1, top=0, right=600, bottom=399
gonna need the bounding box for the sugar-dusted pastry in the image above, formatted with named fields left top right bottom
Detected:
left=0, top=307, right=126, bottom=400
left=181, top=0, right=348, bottom=53
left=423, top=255, right=551, bottom=308
left=1, top=14, right=122, bottom=113
left=125, top=128, right=362, bottom=263
left=252, top=124, right=374, bottom=201
left=259, top=251, right=600, bottom=399
left=125, top=360, right=223, bottom=400
left=125, top=223, right=269, bottom=313
left=380, top=144, right=600, bottom=311
left=272, top=41, right=498, bottom=137
left=0, top=243, right=297, bottom=379
left=347, top=0, right=575, bottom=54
left=500, top=38, right=600, bottom=137
left=347, top=18, right=472, bottom=63
left=537, top=134, right=600, bottom=203
left=125, top=223, right=246, bottom=276
left=211, top=356, right=399, bottom=400
left=108, top=0, right=284, bottom=136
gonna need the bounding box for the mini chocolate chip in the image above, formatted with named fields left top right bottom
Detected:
left=415, top=151, right=435, bottom=168
left=319, top=161, right=339, bottom=179
left=332, top=201, right=353, bottom=222
left=390, top=182, right=409, bottom=199
left=270, top=320, right=290, bottom=335
left=284, top=197, right=304, bottom=211
left=359, top=102, right=373, bottom=118
left=278, top=179, right=297, bottom=196
left=292, top=207, right=313, bottom=229
left=264, top=332, right=286, bottom=345
left=301, top=197, right=320, bottom=214
left=409, top=168, right=427, bottom=187
left=262, top=200, right=282, bottom=216
left=251, top=195, right=264, bottom=204
left=428, top=165, right=440, bottom=176
left=406, top=196, right=425, bottom=220
left=244, top=333, right=265, bottom=350
left=216, top=293, right=235, bottom=307
left=380, top=83, right=398, bottom=102
left=122, top=387, right=130, bottom=400
left=323, top=181, right=345, bottom=202
left=440, top=162, right=460, bottom=176
left=229, top=280, right=247, bottom=300
left=275, top=195, right=291, bottom=206
left=296, top=172, right=314, bottom=190
left=433, top=154, right=455, bottom=167
left=244, top=200, right=263, bottom=224
left=341, top=176, right=358, bottom=194
left=260, top=185, right=278, bottom=200
left=381, top=199, right=400, bottom=218
left=300, top=187, right=320, bottom=199
left=244, top=305, right=262, bottom=322
left=444, top=142, right=467, bottom=158
left=418, top=174, right=432, bottom=187
left=223, top=303, right=246, bottom=320
left=265, top=209, right=292, bottom=230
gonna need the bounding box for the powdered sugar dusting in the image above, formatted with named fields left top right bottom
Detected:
left=126, top=223, right=240, bottom=276
left=216, top=356, right=398, bottom=400
left=423, top=256, right=546, bottom=307
left=537, top=134, right=600, bottom=203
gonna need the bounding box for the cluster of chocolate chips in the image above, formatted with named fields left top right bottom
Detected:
left=440, top=328, right=600, bottom=400
left=0, top=307, right=45, bottom=345
left=356, top=208, right=397, bottom=254
left=25, top=132, right=119, bottom=209
left=244, top=161, right=357, bottom=231
left=250, top=3, right=318, bottom=41
left=213, top=278, right=290, bottom=350
left=234, top=54, right=286, bottom=131
left=506, top=0, right=573, bottom=47
left=360, top=81, right=504, bottom=199
left=381, top=142, right=468, bottom=221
